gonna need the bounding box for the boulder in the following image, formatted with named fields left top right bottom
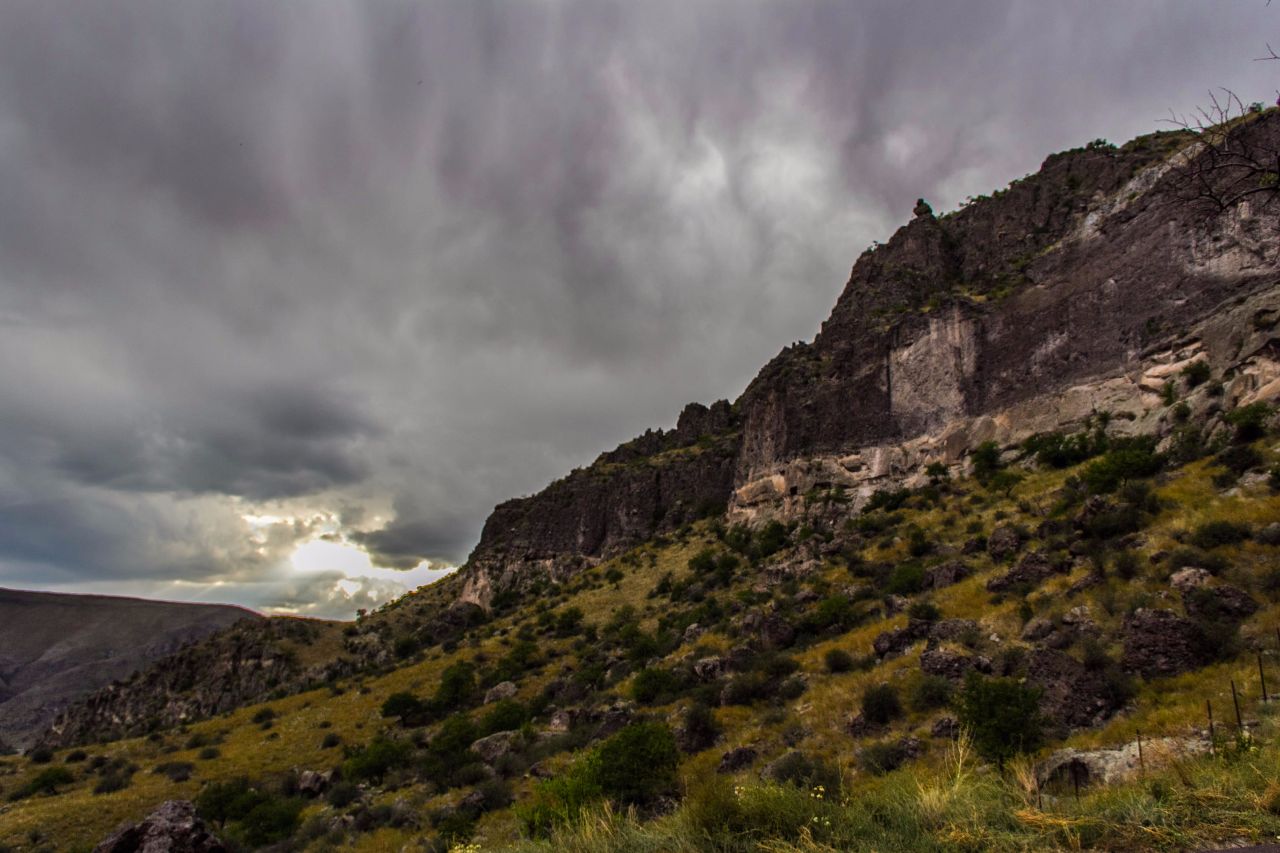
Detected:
left=986, top=550, right=1061, bottom=593
left=297, top=769, right=335, bottom=798
left=483, top=681, right=518, bottom=704
left=987, top=525, right=1023, bottom=561
left=924, top=560, right=971, bottom=590
left=928, top=619, right=980, bottom=645
left=716, top=746, right=758, bottom=774
left=1121, top=609, right=1212, bottom=679
left=1169, top=567, right=1213, bottom=593
left=1026, top=649, right=1123, bottom=731
left=1181, top=583, right=1259, bottom=623
left=472, top=730, right=521, bottom=764
left=920, top=649, right=992, bottom=681
left=873, top=619, right=932, bottom=659
left=693, top=657, right=725, bottom=682
left=93, top=800, right=227, bottom=853
left=930, top=717, right=961, bottom=739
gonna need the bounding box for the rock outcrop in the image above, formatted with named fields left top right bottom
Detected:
left=454, top=116, right=1280, bottom=608
left=93, top=800, right=227, bottom=853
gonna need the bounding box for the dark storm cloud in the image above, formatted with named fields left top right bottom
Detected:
left=0, top=0, right=1273, bottom=613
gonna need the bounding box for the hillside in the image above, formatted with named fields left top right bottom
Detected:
left=1, top=113, right=1278, bottom=852
left=0, top=589, right=259, bottom=751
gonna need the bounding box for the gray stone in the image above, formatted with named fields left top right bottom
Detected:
left=484, top=681, right=518, bottom=704
left=93, top=800, right=227, bottom=853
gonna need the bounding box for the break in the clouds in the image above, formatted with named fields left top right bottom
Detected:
left=0, top=1, right=1274, bottom=618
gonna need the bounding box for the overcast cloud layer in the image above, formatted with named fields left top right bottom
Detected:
left=0, top=1, right=1274, bottom=618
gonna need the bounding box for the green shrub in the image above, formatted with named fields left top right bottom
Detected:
left=593, top=722, right=681, bottom=805
left=341, top=736, right=413, bottom=783
left=381, top=691, right=427, bottom=723
left=824, top=648, right=855, bottom=673
left=631, top=667, right=680, bottom=705
left=1189, top=520, right=1251, bottom=550
left=956, top=674, right=1044, bottom=769
left=1216, top=444, right=1263, bottom=475
left=886, top=563, right=925, bottom=595
left=1224, top=402, right=1272, bottom=443
left=480, top=699, right=529, bottom=735
left=1082, top=437, right=1162, bottom=493
left=907, top=601, right=940, bottom=622
left=1181, top=360, right=1211, bottom=388
left=27, top=747, right=53, bottom=765
left=8, top=767, right=74, bottom=800
left=679, top=703, right=722, bottom=753
left=432, top=661, right=478, bottom=712
left=908, top=675, right=953, bottom=712
left=861, top=684, right=903, bottom=725
left=763, top=751, right=843, bottom=795
left=970, top=441, right=1003, bottom=481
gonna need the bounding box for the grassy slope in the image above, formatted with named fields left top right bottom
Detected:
left=1, top=433, right=1279, bottom=851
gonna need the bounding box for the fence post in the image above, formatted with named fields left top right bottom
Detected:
left=1231, top=680, right=1243, bottom=731
left=1208, top=699, right=1215, bottom=754
left=1259, top=650, right=1269, bottom=703
left=1137, top=730, right=1145, bottom=776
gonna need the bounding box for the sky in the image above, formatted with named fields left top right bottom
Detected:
left=0, top=1, right=1275, bottom=619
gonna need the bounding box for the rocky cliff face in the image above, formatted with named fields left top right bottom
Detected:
left=455, top=117, right=1280, bottom=608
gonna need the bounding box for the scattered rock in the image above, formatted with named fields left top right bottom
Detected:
left=930, top=717, right=961, bottom=739
left=1026, top=649, right=1123, bottom=731
left=546, top=708, right=578, bottom=733
left=93, top=800, right=227, bottom=853
left=986, top=550, right=1061, bottom=593
left=873, top=619, right=931, bottom=659
left=928, top=619, right=980, bottom=645
left=483, top=681, right=518, bottom=704
left=472, top=730, right=521, bottom=764
left=682, top=623, right=704, bottom=644
left=1021, top=617, right=1054, bottom=642
left=297, top=769, right=335, bottom=798
left=693, top=657, right=725, bottom=682
left=1169, top=567, right=1213, bottom=593
left=717, top=746, right=758, bottom=773
left=845, top=712, right=875, bottom=737
left=1181, top=583, right=1259, bottom=623
left=1121, top=609, right=1212, bottom=679
left=1258, top=523, right=1280, bottom=547
left=920, top=649, right=992, bottom=681
left=987, top=525, right=1023, bottom=561
left=924, top=560, right=971, bottom=590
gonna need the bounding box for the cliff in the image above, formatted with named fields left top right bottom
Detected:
left=457, top=116, right=1280, bottom=608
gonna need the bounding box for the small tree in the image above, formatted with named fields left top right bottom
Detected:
left=956, top=674, right=1044, bottom=770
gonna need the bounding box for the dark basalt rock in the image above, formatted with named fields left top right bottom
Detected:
left=986, top=526, right=1024, bottom=562
left=1026, top=649, right=1124, bottom=731
left=924, top=560, right=972, bottom=590
left=986, top=550, right=1064, bottom=593
left=1182, top=583, right=1259, bottom=623
left=93, top=800, right=227, bottom=853
left=1121, top=609, right=1213, bottom=679
left=920, top=648, right=992, bottom=681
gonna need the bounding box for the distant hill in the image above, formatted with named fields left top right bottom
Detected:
left=0, top=587, right=258, bottom=750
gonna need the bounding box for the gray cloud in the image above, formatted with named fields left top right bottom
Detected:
left=0, top=0, right=1274, bottom=615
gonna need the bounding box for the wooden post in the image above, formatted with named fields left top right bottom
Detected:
left=1137, top=730, right=1145, bottom=776
left=1072, top=763, right=1081, bottom=802
left=1259, top=650, right=1269, bottom=703
left=1231, top=680, right=1243, bottom=731
left=1208, top=699, right=1215, bottom=754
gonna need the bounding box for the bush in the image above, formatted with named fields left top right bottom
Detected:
left=1082, top=437, right=1162, bottom=493
left=8, top=767, right=74, bottom=800
left=1189, top=520, right=1251, bottom=550
left=342, top=736, right=413, bottom=783
left=432, top=661, right=478, bottom=712
left=1216, top=444, right=1263, bottom=476
left=824, top=648, right=856, bottom=674
left=763, top=751, right=843, bottom=795
left=861, top=684, right=903, bottom=725
left=908, top=675, right=953, bottom=712
left=886, top=563, right=924, bottom=595
left=480, top=699, right=529, bottom=735
left=970, top=441, right=1003, bottom=481
left=381, top=691, right=427, bottom=724
left=250, top=707, right=276, bottom=725
left=592, top=722, right=681, bottom=806
left=630, top=668, right=680, bottom=705
left=27, top=747, right=53, bottom=765
left=679, top=703, right=722, bottom=753
left=907, top=601, right=940, bottom=622
left=956, top=674, right=1044, bottom=769
left=1225, top=402, right=1272, bottom=443
left=321, top=732, right=342, bottom=749
left=1181, top=360, right=1211, bottom=388
left=858, top=740, right=915, bottom=776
